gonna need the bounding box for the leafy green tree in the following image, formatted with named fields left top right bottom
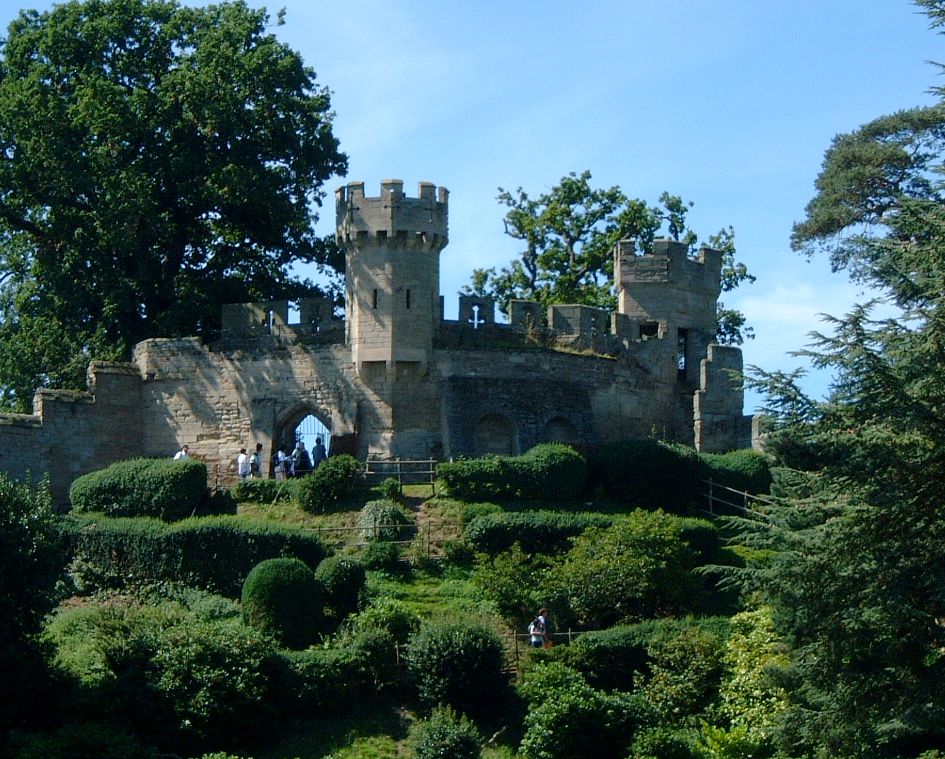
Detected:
left=0, top=476, right=64, bottom=741
left=738, top=7, right=945, bottom=754
left=0, top=0, right=347, bottom=410
left=464, top=171, right=754, bottom=344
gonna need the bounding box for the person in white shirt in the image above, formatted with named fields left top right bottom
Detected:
left=173, top=444, right=189, bottom=460
left=237, top=447, right=250, bottom=479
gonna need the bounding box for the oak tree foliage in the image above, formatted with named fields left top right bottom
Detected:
left=0, top=0, right=347, bottom=410
left=464, top=170, right=754, bottom=344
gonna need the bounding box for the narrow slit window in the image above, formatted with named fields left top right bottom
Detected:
left=372, top=289, right=378, bottom=309
left=677, top=328, right=689, bottom=381
left=406, top=289, right=411, bottom=309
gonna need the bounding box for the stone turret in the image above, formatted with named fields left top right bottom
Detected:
left=336, top=180, right=449, bottom=378
left=613, top=238, right=722, bottom=382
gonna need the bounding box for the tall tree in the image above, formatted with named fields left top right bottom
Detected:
left=0, top=0, right=347, bottom=410
left=737, top=5, right=945, bottom=755
left=464, top=171, right=754, bottom=344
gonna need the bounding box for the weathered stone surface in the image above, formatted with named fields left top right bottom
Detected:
left=0, top=179, right=756, bottom=505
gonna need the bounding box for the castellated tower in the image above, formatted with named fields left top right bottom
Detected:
left=336, top=180, right=449, bottom=379
left=614, top=239, right=723, bottom=381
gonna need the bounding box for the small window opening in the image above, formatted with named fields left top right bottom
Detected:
left=406, top=289, right=411, bottom=309
left=640, top=322, right=659, bottom=340
left=677, top=328, right=689, bottom=381
left=372, top=289, right=378, bottom=309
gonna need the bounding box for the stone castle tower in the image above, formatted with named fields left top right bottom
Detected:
left=0, top=177, right=754, bottom=504
left=337, top=180, right=449, bottom=379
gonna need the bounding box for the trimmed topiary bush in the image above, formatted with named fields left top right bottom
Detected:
left=406, top=620, right=507, bottom=715
left=409, top=706, right=482, bottom=759
left=437, top=444, right=587, bottom=502
left=361, top=540, right=404, bottom=574
left=464, top=510, right=613, bottom=554
left=241, top=558, right=325, bottom=648
left=360, top=499, right=414, bottom=541
left=587, top=439, right=701, bottom=512
left=315, top=555, right=366, bottom=620
left=70, top=458, right=209, bottom=521
left=296, top=455, right=362, bottom=514
left=62, top=514, right=330, bottom=597
left=699, top=449, right=772, bottom=495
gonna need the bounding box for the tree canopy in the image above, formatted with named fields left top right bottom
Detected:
left=0, top=0, right=347, bottom=410
left=738, top=5, right=945, bottom=755
left=464, top=170, right=754, bottom=344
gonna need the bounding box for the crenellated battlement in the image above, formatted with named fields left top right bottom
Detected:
left=614, top=239, right=722, bottom=295
left=336, top=179, right=449, bottom=252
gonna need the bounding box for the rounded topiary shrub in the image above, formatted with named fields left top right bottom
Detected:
left=406, top=620, right=506, bottom=715
left=315, top=555, right=366, bottom=620
left=70, top=458, right=208, bottom=521
left=241, top=558, right=324, bottom=648
left=361, top=540, right=404, bottom=574
left=360, top=499, right=414, bottom=542
left=296, top=455, right=362, bottom=514
left=409, top=706, right=482, bottom=759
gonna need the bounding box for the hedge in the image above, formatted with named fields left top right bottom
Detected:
left=698, top=449, right=772, bottom=495
left=437, top=443, right=587, bottom=502
left=70, top=458, right=212, bottom=521
left=587, top=439, right=701, bottom=512
left=464, top=510, right=614, bottom=555
left=61, top=514, right=330, bottom=597
left=359, top=500, right=414, bottom=542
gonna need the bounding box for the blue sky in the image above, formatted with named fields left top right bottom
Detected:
left=1, top=0, right=941, bottom=412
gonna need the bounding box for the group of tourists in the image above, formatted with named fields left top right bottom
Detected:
left=173, top=437, right=329, bottom=480
left=254, top=436, right=328, bottom=480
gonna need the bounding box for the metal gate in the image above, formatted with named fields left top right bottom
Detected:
left=294, top=414, right=331, bottom=455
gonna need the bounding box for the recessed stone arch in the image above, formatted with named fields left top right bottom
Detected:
left=474, top=413, right=516, bottom=456
left=542, top=415, right=578, bottom=446
left=272, top=404, right=332, bottom=475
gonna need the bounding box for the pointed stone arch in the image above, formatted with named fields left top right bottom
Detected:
left=271, top=403, right=333, bottom=475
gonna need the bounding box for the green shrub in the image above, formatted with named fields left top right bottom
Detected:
left=518, top=666, right=642, bottom=759
left=471, top=543, right=553, bottom=626
left=443, top=539, right=475, bottom=568
left=409, top=705, right=482, bottom=759
left=551, top=510, right=701, bottom=627
left=62, top=514, right=330, bottom=597
left=297, top=454, right=362, bottom=514
left=360, top=499, right=414, bottom=541
left=629, top=726, right=702, bottom=759
left=460, top=501, right=503, bottom=525
left=406, top=620, right=507, bottom=715
left=10, top=723, right=154, bottom=759
left=315, top=555, right=366, bottom=620
left=347, top=598, right=421, bottom=646
left=232, top=478, right=294, bottom=503
left=545, top=618, right=731, bottom=695
left=379, top=477, right=404, bottom=502
left=699, top=449, right=772, bottom=495
left=587, top=439, right=701, bottom=512
left=465, top=510, right=613, bottom=554
left=69, top=458, right=210, bottom=521
left=361, top=540, right=404, bottom=574
left=242, top=558, right=325, bottom=648
left=0, top=475, right=64, bottom=736
left=43, top=600, right=278, bottom=752
left=437, top=444, right=587, bottom=501
left=273, top=646, right=368, bottom=715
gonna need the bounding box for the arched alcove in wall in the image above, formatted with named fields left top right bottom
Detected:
left=474, top=413, right=515, bottom=456
left=542, top=416, right=578, bottom=446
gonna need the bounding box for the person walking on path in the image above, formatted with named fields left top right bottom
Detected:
left=237, top=447, right=250, bottom=479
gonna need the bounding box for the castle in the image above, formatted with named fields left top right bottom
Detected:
left=0, top=180, right=754, bottom=504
